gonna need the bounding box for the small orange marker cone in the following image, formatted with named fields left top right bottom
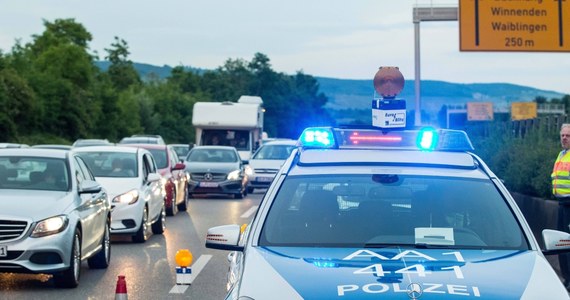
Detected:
left=115, top=275, right=128, bottom=300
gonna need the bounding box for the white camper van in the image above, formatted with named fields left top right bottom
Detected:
left=192, top=96, right=264, bottom=161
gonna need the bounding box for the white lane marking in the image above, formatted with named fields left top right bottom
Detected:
left=169, top=285, right=189, bottom=294
left=168, top=254, right=213, bottom=294
left=240, top=205, right=258, bottom=218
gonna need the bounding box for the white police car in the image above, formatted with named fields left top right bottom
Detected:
left=205, top=67, right=570, bottom=299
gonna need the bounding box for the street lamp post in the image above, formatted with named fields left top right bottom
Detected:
left=413, top=6, right=458, bottom=126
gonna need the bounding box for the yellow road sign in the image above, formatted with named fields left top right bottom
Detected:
left=511, top=102, right=537, bottom=120
left=460, top=0, right=570, bottom=51
left=467, top=102, right=494, bottom=121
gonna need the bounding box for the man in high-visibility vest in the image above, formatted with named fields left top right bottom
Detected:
left=552, top=123, right=570, bottom=288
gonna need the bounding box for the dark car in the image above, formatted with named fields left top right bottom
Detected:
left=185, top=146, right=248, bottom=199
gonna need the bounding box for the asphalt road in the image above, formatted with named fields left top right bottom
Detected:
left=0, top=191, right=264, bottom=300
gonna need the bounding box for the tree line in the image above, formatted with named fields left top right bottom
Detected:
left=0, top=19, right=333, bottom=145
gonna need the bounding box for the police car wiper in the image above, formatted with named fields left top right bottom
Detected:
left=414, top=243, right=452, bottom=249
left=364, top=243, right=453, bottom=249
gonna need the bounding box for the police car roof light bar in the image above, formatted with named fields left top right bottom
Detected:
left=298, top=127, right=474, bottom=152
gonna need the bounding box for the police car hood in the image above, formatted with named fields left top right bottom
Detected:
left=238, top=247, right=568, bottom=299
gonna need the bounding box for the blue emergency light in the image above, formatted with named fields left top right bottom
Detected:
left=298, top=128, right=335, bottom=148
left=417, top=127, right=438, bottom=151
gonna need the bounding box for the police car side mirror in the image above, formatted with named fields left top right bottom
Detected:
left=542, top=229, right=570, bottom=255
left=205, top=224, right=244, bottom=252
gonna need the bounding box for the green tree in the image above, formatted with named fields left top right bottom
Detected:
left=105, top=37, right=141, bottom=91
left=0, top=68, right=38, bottom=140
left=13, top=19, right=100, bottom=140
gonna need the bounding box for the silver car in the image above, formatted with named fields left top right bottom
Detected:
left=74, top=146, right=166, bottom=243
left=245, top=139, right=296, bottom=193
left=0, top=149, right=111, bottom=288
left=185, top=146, right=249, bottom=199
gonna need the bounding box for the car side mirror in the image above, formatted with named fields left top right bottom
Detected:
left=147, top=173, right=161, bottom=183
left=543, top=229, right=570, bottom=255
left=172, top=162, right=186, bottom=171
left=79, top=180, right=102, bottom=194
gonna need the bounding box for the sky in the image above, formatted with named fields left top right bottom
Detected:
left=0, top=0, right=569, bottom=94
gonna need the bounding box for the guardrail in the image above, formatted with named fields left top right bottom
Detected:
left=512, top=192, right=561, bottom=277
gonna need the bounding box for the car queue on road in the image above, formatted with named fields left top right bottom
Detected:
left=0, top=133, right=263, bottom=290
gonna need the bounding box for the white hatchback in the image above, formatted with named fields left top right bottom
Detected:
left=74, top=146, right=166, bottom=243
left=245, top=139, right=296, bottom=193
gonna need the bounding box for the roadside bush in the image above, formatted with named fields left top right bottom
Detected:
left=468, top=122, right=559, bottom=198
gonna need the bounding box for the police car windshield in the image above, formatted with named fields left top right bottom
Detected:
left=259, top=174, right=528, bottom=250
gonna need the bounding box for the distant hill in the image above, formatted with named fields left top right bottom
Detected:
left=96, top=61, right=204, bottom=79
left=97, top=61, right=566, bottom=123
left=317, top=77, right=565, bottom=113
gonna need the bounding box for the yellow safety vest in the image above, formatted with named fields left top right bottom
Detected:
left=552, top=151, right=570, bottom=197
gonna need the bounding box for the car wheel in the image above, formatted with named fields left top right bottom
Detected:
left=166, top=190, right=178, bottom=216
left=132, top=206, right=149, bottom=243
left=234, top=189, right=244, bottom=199
left=87, top=221, right=111, bottom=269
left=247, top=187, right=254, bottom=194
left=178, top=185, right=189, bottom=211
left=54, top=228, right=81, bottom=288
left=152, top=206, right=166, bottom=234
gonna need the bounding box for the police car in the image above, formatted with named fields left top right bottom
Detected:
left=205, top=67, right=570, bottom=299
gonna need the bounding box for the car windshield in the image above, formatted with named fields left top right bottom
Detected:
left=252, top=144, right=296, bottom=160
left=260, top=174, right=528, bottom=250
left=201, top=129, right=250, bottom=151
left=187, top=149, right=237, bottom=163
left=0, top=156, right=69, bottom=191
left=148, top=148, right=168, bottom=169
left=76, top=152, right=138, bottom=178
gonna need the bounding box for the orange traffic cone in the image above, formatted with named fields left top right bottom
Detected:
left=115, top=275, right=128, bottom=300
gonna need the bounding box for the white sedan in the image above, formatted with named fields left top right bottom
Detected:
left=74, top=146, right=166, bottom=243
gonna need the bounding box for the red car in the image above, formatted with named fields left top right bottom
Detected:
left=124, top=144, right=188, bottom=216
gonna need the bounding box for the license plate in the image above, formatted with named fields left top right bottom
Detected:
left=0, top=245, right=6, bottom=257
left=257, top=176, right=273, bottom=182
left=199, top=182, right=219, bottom=188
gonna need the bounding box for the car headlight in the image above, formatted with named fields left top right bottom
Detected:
left=113, top=189, right=139, bottom=205
left=227, top=170, right=241, bottom=181
left=244, top=165, right=254, bottom=176
left=31, top=215, right=69, bottom=238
